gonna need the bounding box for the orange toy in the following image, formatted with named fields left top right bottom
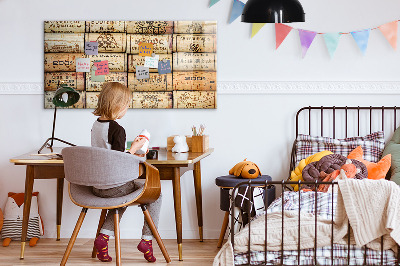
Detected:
left=229, top=159, right=261, bottom=179
left=348, top=146, right=391, bottom=180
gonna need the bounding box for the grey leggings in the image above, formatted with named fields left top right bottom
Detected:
left=92, top=180, right=162, bottom=240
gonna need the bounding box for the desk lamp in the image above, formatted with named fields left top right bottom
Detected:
left=241, top=0, right=305, bottom=23
left=38, top=84, right=80, bottom=154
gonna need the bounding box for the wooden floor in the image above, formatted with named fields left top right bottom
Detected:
left=0, top=239, right=221, bottom=265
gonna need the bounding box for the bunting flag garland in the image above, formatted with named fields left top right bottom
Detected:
left=298, top=29, right=317, bottom=58
left=207, top=3, right=400, bottom=57
left=351, top=29, right=370, bottom=55
left=209, top=0, right=220, bottom=7
left=378, top=21, right=398, bottom=50
left=229, top=0, right=245, bottom=24
left=275, top=23, right=293, bottom=49
left=251, top=23, right=266, bottom=38
left=323, top=33, right=341, bottom=58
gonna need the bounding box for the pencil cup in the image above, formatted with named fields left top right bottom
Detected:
left=191, top=135, right=209, bottom=153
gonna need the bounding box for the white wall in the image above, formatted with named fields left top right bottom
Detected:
left=1, top=0, right=400, bottom=239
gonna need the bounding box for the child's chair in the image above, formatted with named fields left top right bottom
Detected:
left=60, top=146, right=171, bottom=265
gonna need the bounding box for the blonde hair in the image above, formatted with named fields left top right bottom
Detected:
left=93, top=82, right=132, bottom=120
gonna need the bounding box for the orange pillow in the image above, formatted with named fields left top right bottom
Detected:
left=347, top=146, right=391, bottom=180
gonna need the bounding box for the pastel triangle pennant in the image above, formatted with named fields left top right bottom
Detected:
left=378, top=21, right=397, bottom=50
left=351, top=29, right=370, bottom=55
left=298, top=29, right=317, bottom=58
left=275, top=23, right=293, bottom=49
left=251, top=23, right=266, bottom=38
left=229, top=0, right=245, bottom=24
left=209, top=0, right=220, bottom=7
left=323, top=33, right=341, bottom=58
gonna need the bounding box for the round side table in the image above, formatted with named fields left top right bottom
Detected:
left=215, top=175, right=275, bottom=248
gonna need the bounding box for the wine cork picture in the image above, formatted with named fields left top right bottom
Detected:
left=44, top=20, right=217, bottom=109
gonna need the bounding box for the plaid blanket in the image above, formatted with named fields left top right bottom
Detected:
left=266, top=190, right=336, bottom=220
left=234, top=191, right=397, bottom=265
left=235, top=187, right=266, bottom=224
left=234, top=244, right=397, bottom=265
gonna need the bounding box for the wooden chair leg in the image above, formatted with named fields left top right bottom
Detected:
left=91, top=209, right=108, bottom=258
left=114, top=210, right=121, bottom=266
left=60, top=208, right=88, bottom=266
left=141, top=205, right=171, bottom=263
left=217, top=211, right=230, bottom=248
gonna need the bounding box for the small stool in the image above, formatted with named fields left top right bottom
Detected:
left=215, top=175, right=275, bottom=248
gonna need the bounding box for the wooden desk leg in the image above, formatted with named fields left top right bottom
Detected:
left=20, top=165, right=35, bottom=259
left=56, top=178, right=64, bottom=241
left=193, top=161, right=204, bottom=242
left=172, top=167, right=183, bottom=261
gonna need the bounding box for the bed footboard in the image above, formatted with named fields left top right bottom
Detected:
left=230, top=180, right=400, bottom=266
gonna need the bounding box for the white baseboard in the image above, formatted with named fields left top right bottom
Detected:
left=1, top=81, right=400, bottom=95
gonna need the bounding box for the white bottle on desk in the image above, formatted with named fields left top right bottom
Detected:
left=136, top=129, right=150, bottom=154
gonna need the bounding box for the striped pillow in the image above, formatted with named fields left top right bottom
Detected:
left=294, top=131, right=385, bottom=166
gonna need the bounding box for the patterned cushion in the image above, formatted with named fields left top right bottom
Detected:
left=295, top=131, right=385, bottom=166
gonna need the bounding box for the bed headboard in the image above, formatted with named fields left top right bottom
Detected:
left=290, top=106, right=400, bottom=178
left=295, top=106, right=400, bottom=138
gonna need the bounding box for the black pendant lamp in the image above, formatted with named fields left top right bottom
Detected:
left=241, top=0, right=305, bottom=23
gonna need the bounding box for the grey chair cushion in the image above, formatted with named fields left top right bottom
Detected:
left=69, top=180, right=145, bottom=208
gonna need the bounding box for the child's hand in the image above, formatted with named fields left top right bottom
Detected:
left=129, top=137, right=147, bottom=154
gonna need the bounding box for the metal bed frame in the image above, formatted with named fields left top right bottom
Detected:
left=230, top=106, right=400, bottom=266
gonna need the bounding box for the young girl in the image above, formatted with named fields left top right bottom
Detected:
left=91, top=82, right=162, bottom=263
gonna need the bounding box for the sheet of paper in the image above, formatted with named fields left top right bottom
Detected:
left=158, top=60, right=172, bottom=74
left=91, top=66, right=105, bottom=82
left=94, top=60, right=109, bottom=75
left=138, top=42, right=154, bottom=57
left=85, top=41, right=98, bottom=55
left=144, top=55, right=159, bottom=68
left=76, top=58, right=90, bottom=72
left=136, top=66, right=149, bottom=79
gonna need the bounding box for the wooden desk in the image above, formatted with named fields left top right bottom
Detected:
left=10, top=147, right=213, bottom=261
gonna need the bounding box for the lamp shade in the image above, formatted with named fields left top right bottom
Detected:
left=241, top=0, right=305, bottom=23
left=53, top=84, right=80, bottom=108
